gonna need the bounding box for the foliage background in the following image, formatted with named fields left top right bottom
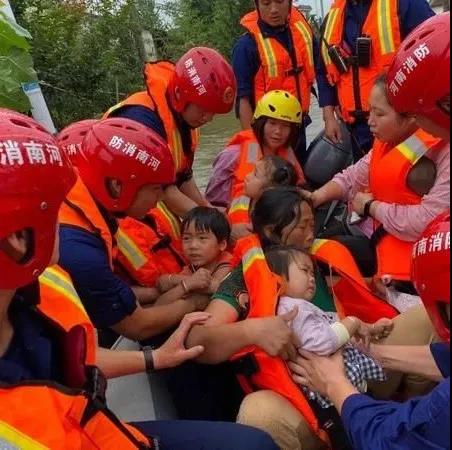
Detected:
left=0, top=0, right=37, bottom=112
left=5, top=0, right=255, bottom=128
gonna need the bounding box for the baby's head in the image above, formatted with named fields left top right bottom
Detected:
left=244, top=156, right=297, bottom=201
left=266, top=246, right=316, bottom=300
left=181, top=207, right=231, bottom=269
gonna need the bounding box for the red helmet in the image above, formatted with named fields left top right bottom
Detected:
left=168, top=47, right=237, bottom=115
left=57, top=119, right=98, bottom=165
left=412, top=211, right=451, bottom=344
left=77, top=118, right=175, bottom=212
left=388, top=13, right=450, bottom=130
left=0, top=109, right=76, bottom=289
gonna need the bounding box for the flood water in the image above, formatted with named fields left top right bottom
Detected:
left=193, top=98, right=324, bottom=190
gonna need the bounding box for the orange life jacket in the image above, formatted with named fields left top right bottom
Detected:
left=0, top=265, right=154, bottom=449
left=231, top=235, right=330, bottom=446
left=369, top=130, right=441, bottom=281
left=241, top=7, right=316, bottom=114
left=227, top=130, right=304, bottom=226
left=116, top=205, right=186, bottom=288
left=310, top=239, right=398, bottom=321
left=59, top=176, right=118, bottom=269
left=104, top=62, right=200, bottom=175
left=321, top=0, right=402, bottom=123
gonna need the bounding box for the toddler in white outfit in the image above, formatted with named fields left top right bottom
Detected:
left=266, top=246, right=394, bottom=408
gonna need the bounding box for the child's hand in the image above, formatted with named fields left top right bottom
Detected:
left=354, top=318, right=394, bottom=350
left=370, top=318, right=394, bottom=340
left=355, top=320, right=374, bottom=348
left=186, top=269, right=212, bottom=292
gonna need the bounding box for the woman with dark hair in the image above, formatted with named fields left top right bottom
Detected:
left=187, top=187, right=316, bottom=357
left=206, top=90, right=305, bottom=241
left=187, top=186, right=331, bottom=450
left=309, top=74, right=449, bottom=296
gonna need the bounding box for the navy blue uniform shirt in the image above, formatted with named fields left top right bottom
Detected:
left=111, top=105, right=167, bottom=139
left=111, top=105, right=194, bottom=185
left=59, top=226, right=137, bottom=330
left=341, top=343, right=451, bottom=450
left=0, top=287, right=62, bottom=384
left=430, top=342, right=450, bottom=378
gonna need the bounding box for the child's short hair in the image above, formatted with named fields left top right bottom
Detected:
left=265, top=156, right=298, bottom=188
left=182, top=207, right=231, bottom=243
left=265, top=245, right=311, bottom=280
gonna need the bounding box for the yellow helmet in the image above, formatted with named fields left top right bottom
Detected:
left=253, top=90, right=302, bottom=125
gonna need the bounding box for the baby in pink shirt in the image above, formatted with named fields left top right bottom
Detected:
left=267, top=246, right=393, bottom=408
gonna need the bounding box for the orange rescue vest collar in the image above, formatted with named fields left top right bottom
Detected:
left=38, top=265, right=96, bottom=366
left=116, top=207, right=186, bottom=288
left=241, top=8, right=316, bottom=113
left=310, top=239, right=398, bottom=321
left=59, top=176, right=117, bottom=269
left=104, top=62, right=200, bottom=175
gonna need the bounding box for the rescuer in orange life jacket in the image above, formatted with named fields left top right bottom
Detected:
left=0, top=108, right=279, bottom=450
left=104, top=47, right=237, bottom=217
left=292, top=13, right=451, bottom=450
left=58, top=118, right=248, bottom=422
left=232, top=0, right=317, bottom=164
left=317, top=0, right=434, bottom=161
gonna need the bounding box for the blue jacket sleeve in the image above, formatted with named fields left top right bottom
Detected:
left=232, top=33, right=260, bottom=101
left=341, top=379, right=451, bottom=450
left=431, top=343, right=451, bottom=378
left=111, top=105, right=167, bottom=140
left=59, top=226, right=138, bottom=329
left=399, top=0, right=435, bottom=39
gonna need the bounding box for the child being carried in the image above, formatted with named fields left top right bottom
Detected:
left=266, top=246, right=394, bottom=408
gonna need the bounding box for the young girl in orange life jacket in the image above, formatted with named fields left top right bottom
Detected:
left=156, top=207, right=233, bottom=306
left=206, top=91, right=305, bottom=241
left=266, top=246, right=394, bottom=409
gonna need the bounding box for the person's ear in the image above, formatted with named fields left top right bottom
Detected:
left=263, top=224, right=275, bottom=239
left=107, top=178, right=122, bottom=199
left=174, top=86, right=181, bottom=102
left=0, top=230, right=29, bottom=263
left=404, top=115, right=418, bottom=128
left=219, top=239, right=228, bottom=252
left=278, top=276, right=288, bottom=297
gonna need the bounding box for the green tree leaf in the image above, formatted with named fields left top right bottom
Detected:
left=0, top=10, right=36, bottom=112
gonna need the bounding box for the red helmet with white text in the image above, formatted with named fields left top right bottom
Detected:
left=0, top=109, right=76, bottom=289
left=412, top=211, right=451, bottom=344
left=388, top=13, right=450, bottom=129
left=168, top=47, right=237, bottom=115
left=76, top=118, right=175, bottom=212
left=57, top=119, right=98, bottom=165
